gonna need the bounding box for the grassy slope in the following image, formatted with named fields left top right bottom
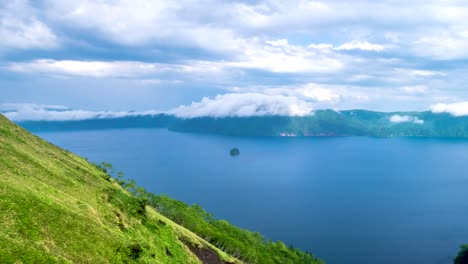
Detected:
left=0, top=114, right=239, bottom=264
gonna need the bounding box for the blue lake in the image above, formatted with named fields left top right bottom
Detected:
left=36, top=128, right=468, bottom=264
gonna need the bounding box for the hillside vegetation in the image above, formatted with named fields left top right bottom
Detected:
left=0, top=114, right=237, bottom=263
left=0, top=114, right=323, bottom=264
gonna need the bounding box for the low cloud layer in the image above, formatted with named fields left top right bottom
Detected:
left=2, top=95, right=315, bottom=121
left=431, top=102, right=468, bottom=116
left=4, top=100, right=468, bottom=121
left=389, top=115, right=424, bottom=124
left=169, top=93, right=314, bottom=118
left=1, top=104, right=161, bottom=121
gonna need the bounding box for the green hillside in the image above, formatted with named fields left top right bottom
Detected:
left=0, top=114, right=239, bottom=263
left=0, top=114, right=323, bottom=264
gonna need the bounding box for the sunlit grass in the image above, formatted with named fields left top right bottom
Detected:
left=0, top=115, right=237, bottom=264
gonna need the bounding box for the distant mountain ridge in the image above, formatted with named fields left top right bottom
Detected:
left=15, top=109, right=468, bottom=138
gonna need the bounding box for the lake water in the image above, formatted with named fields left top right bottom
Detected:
left=36, top=128, right=468, bottom=264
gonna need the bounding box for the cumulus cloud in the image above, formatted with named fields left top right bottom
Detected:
left=227, top=39, right=345, bottom=73
left=1, top=103, right=162, bottom=121
left=169, top=93, right=314, bottom=118
left=335, top=41, right=385, bottom=52
left=389, top=115, right=424, bottom=124
left=431, top=102, right=468, bottom=116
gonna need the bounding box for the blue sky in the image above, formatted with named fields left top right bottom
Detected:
left=1, top=0, right=468, bottom=119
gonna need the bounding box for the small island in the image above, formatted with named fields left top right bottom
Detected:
left=230, top=147, right=240, bottom=157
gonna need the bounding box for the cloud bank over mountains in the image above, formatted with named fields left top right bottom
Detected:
left=3, top=99, right=468, bottom=122
left=169, top=93, right=314, bottom=118
left=431, top=102, right=468, bottom=117
left=0, top=103, right=162, bottom=121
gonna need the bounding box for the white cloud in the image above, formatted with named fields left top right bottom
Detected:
left=169, top=93, right=314, bottom=118
left=395, top=68, right=445, bottom=77
left=307, top=41, right=385, bottom=52
left=231, top=83, right=380, bottom=109
left=1, top=103, right=162, bottom=121
left=227, top=39, right=345, bottom=73
left=307, top=43, right=334, bottom=50
left=3, top=0, right=468, bottom=113
left=0, top=17, right=58, bottom=49
left=8, top=59, right=165, bottom=78
left=390, top=115, right=411, bottom=123
left=348, top=74, right=372, bottom=82
left=301, top=87, right=340, bottom=102
left=6, top=0, right=468, bottom=60
left=400, top=85, right=428, bottom=94
left=0, top=103, right=67, bottom=112
left=410, top=70, right=443, bottom=77
left=138, top=79, right=182, bottom=85
left=7, top=59, right=225, bottom=78
left=259, top=83, right=342, bottom=103
left=413, top=119, right=424, bottom=124
left=0, top=0, right=59, bottom=49
left=431, top=102, right=468, bottom=116
left=335, top=41, right=385, bottom=52
left=7, top=39, right=347, bottom=78
left=226, top=82, right=423, bottom=112
left=389, top=115, right=424, bottom=124
left=44, top=0, right=246, bottom=52
left=411, top=31, right=468, bottom=60
left=45, top=0, right=180, bottom=46
left=7, top=49, right=344, bottom=78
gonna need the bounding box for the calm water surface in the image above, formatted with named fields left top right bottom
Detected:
left=37, top=129, right=468, bottom=264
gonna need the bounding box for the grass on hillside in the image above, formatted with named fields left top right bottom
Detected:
left=0, top=114, right=239, bottom=264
